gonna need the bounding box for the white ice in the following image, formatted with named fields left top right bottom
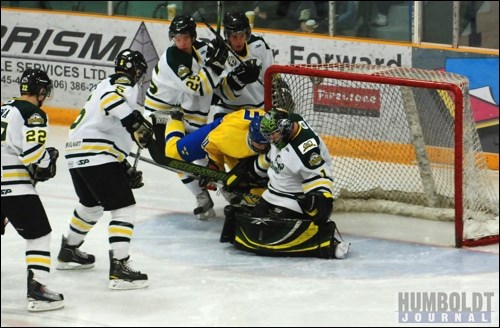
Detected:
left=2, top=125, right=499, bottom=327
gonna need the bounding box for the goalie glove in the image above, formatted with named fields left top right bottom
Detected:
left=121, top=110, right=153, bottom=149
left=27, top=147, right=59, bottom=182
left=297, top=191, right=334, bottom=225
left=122, top=160, right=144, bottom=189
left=227, top=59, right=261, bottom=91
left=205, top=38, right=229, bottom=76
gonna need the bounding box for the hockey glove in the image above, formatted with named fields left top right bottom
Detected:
left=27, top=147, right=59, bottom=182
left=121, top=110, right=153, bottom=149
left=122, top=160, right=144, bottom=189
left=205, top=38, right=228, bottom=76
left=297, top=191, right=334, bottom=225
left=226, top=59, right=262, bottom=91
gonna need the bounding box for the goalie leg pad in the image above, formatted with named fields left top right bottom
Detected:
left=231, top=207, right=338, bottom=259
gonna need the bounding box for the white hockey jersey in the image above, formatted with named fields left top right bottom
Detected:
left=65, top=73, right=140, bottom=169
left=1, top=98, right=54, bottom=196
left=257, top=113, right=334, bottom=213
left=144, top=40, right=223, bottom=133
left=214, top=34, right=274, bottom=113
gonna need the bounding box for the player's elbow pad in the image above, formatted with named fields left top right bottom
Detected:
left=121, top=110, right=153, bottom=149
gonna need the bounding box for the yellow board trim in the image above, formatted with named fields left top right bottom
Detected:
left=322, top=135, right=499, bottom=171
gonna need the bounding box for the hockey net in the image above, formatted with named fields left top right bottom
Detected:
left=264, top=64, right=498, bottom=248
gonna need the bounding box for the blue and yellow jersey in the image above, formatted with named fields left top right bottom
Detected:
left=165, top=108, right=266, bottom=170
left=203, top=108, right=266, bottom=170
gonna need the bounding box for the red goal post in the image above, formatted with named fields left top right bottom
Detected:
left=264, top=63, right=499, bottom=248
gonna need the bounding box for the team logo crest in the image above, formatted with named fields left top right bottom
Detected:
left=177, top=65, right=190, bottom=78
left=27, top=113, right=45, bottom=125
left=116, top=76, right=132, bottom=84
left=227, top=56, right=238, bottom=67
left=308, top=151, right=323, bottom=167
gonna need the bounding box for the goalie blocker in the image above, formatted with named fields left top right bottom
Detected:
left=220, top=205, right=346, bottom=259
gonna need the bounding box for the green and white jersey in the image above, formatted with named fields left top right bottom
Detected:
left=145, top=40, right=222, bottom=133
left=65, top=73, right=139, bottom=169
left=261, top=114, right=334, bottom=213
left=1, top=98, right=52, bottom=196
left=214, top=34, right=274, bottom=113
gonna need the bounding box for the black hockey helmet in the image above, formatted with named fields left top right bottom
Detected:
left=260, top=107, right=293, bottom=150
left=19, top=69, right=53, bottom=97
left=114, top=49, right=148, bottom=84
left=223, top=11, right=251, bottom=41
left=169, top=15, right=197, bottom=40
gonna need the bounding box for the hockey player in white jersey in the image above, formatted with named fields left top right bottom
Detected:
left=57, top=49, right=153, bottom=290
left=220, top=107, right=350, bottom=259
left=145, top=15, right=229, bottom=219
left=1, top=69, right=64, bottom=311
left=211, top=11, right=274, bottom=119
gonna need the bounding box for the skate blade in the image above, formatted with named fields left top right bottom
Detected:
left=28, top=299, right=64, bottom=312
left=109, top=279, right=148, bottom=290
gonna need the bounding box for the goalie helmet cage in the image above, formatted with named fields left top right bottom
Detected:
left=264, top=63, right=499, bottom=248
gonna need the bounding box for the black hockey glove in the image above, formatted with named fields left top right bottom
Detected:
left=27, top=147, right=59, bottom=182
left=297, top=191, right=334, bottom=225
left=227, top=59, right=262, bottom=91
left=122, top=160, right=144, bottom=189
left=224, top=156, right=268, bottom=192
left=121, top=110, right=153, bottom=149
left=205, top=38, right=228, bottom=76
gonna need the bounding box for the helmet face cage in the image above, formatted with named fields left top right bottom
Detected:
left=115, top=49, right=148, bottom=84
left=223, top=11, right=251, bottom=41
left=260, top=108, right=292, bottom=149
left=19, top=69, right=53, bottom=97
left=169, top=15, right=197, bottom=40
left=248, top=115, right=269, bottom=153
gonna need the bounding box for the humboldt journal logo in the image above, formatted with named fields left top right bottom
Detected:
left=398, top=292, right=494, bottom=324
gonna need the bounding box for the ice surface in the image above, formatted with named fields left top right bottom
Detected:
left=2, top=125, right=498, bottom=327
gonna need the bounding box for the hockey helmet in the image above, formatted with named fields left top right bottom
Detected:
left=259, top=107, right=293, bottom=150
left=114, top=49, right=148, bottom=84
left=223, top=11, right=251, bottom=41
left=169, top=15, right=197, bottom=40
left=19, top=69, right=53, bottom=97
left=248, top=114, right=269, bottom=153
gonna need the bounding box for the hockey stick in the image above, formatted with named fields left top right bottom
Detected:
left=132, top=147, right=142, bottom=169
left=130, top=152, right=235, bottom=184
left=198, top=14, right=264, bottom=86
left=216, top=1, right=223, bottom=35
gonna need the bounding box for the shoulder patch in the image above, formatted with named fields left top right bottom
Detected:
left=115, top=76, right=132, bottom=85
left=298, top=138, right=318, bottom=154
left=27, top=112, right=45, bottom=125
left=308, top=151, right=323, bottom=167
left=177, top=65, right=190, bottom=78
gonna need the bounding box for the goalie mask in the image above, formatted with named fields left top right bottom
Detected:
left=223, top=11, right=251, bottom=41
left=169, top=15, right=197, bottom=40
left=260, top=108, right=293, bottom=150
left=115, top=49, right=148, bottom=84
left=248, top=115, right=269, bottom=154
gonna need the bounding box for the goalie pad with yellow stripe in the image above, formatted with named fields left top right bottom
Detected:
left=221, top=205, right=339, bottom=259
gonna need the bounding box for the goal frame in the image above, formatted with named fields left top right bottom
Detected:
left=264, top=63, right=498, bottom=248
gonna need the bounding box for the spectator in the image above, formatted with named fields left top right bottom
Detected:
left=373, top=1, right=403, bottom=26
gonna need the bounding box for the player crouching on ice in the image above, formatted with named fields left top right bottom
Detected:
left=220, top=107, right=350, bottom=259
